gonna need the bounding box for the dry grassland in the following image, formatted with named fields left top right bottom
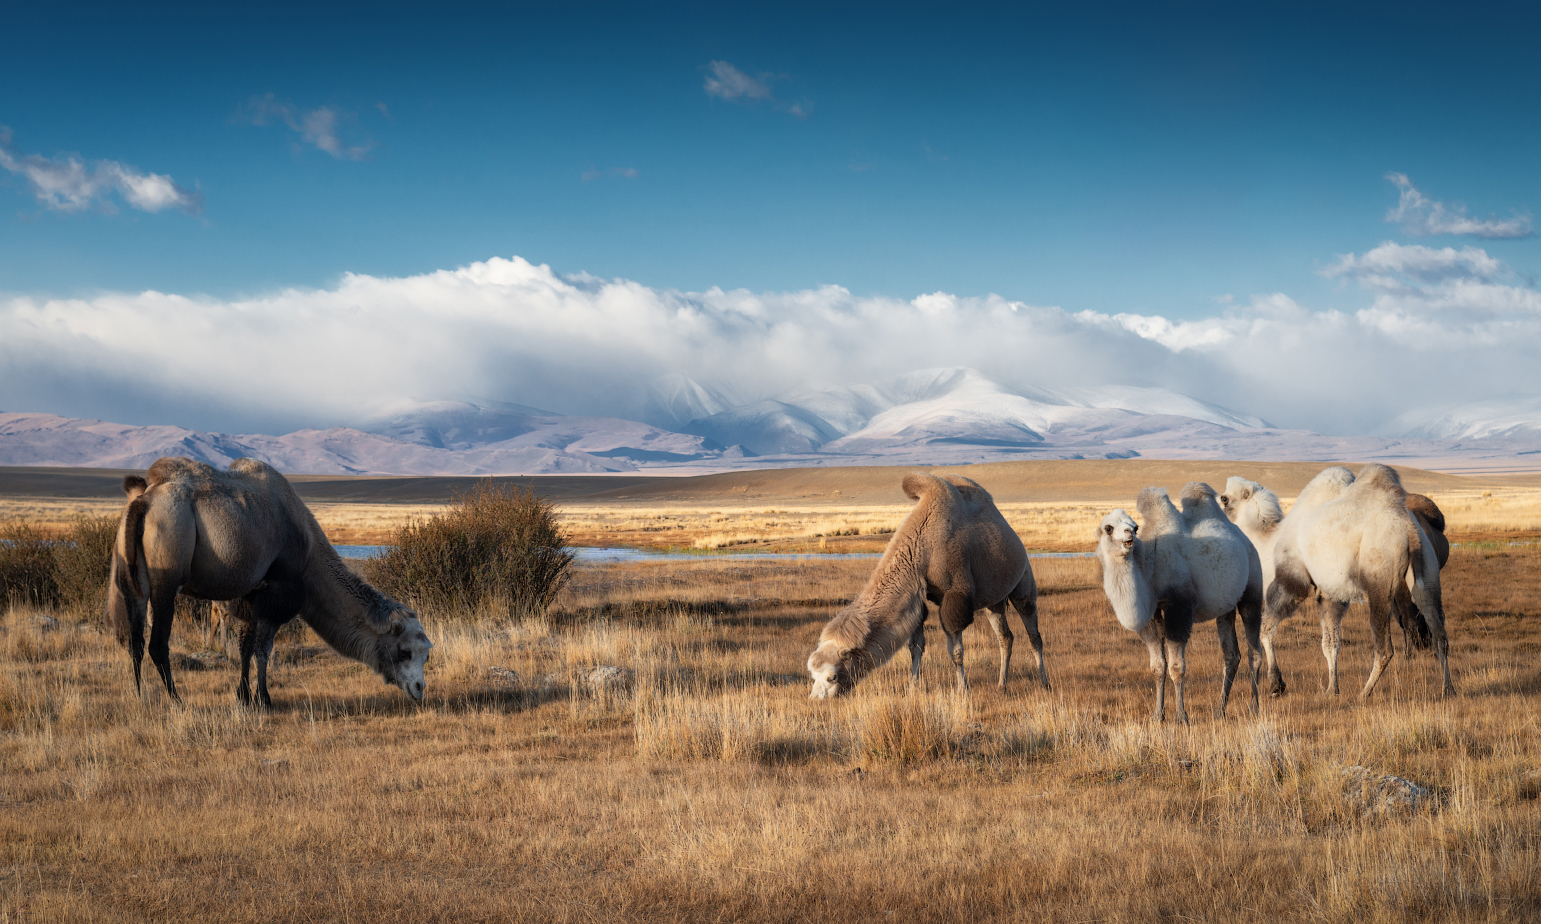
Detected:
left=3, top=547, right=1541, bottom=923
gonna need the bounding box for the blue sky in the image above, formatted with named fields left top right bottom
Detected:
left=4, top=1, right=1537, bottom=315
left=2, top=1, right=1539, bottom=436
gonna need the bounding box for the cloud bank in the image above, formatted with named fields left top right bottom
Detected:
left=4, top=242, right=1541, bottom=439
left=0, top=127, right=201, bottom=215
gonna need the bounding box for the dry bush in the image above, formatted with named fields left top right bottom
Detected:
left=371, top=482, right=575, bottom=619
left=51, top=514, right=118, bottom=621
left=0, top=522, right=58, bottom=606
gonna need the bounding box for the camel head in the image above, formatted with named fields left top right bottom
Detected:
left=376, top=607, right=434, bottom=702
left=1098, top=509, right=1138, bottom=558
left=1220, top=476, right=1282, bottom=530
left=807, top=639, right=858, bottom=699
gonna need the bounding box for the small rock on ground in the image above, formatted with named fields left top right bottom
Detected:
left=29, top=615, right=60, bottom=632
left=173, top=650, right=232, bottom=671
left=487, top=667, right=520, bottom=686
left=1341, top=765, right=1432, bottom=816
left=586, top=665, right=634, bottom=696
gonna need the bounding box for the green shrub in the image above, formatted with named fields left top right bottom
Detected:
left=370, top=482, right=575, bottom=619
left=52, top=515, right=118, bottom=620
left=0, top=524, right=60, bottom=607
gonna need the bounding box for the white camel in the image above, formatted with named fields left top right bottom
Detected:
left=1095, top=483, right=1263, bottom=724
left=1262, top=463, right=1453, bottom=701
left=1220, top=469, right=1450, bottom=696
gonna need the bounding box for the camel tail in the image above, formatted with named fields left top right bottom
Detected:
left=1403, top=516, right=1436, bottom=650
left=121, top=495, right=150, bottom=599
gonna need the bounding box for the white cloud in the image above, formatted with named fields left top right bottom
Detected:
left=0, top=127, right=200, bottom=214
left=702, top=61, right=809, bottom=118
left=244, top=95, right=375, bottom=161
left=4, top=247, right=1541, bottom=439
left=580, top=166, right=639, bottom=182
left=703, top=61, right=773, bottom=101
left=1385, top=173, right=1532, bottom=239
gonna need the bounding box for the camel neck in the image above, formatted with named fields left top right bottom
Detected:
left=300, top=545, right=387, bottom=673
left=1102, top=542, right=1155, bottom=632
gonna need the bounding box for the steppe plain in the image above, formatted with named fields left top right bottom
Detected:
left=3, top=459, right=1541, bottom=922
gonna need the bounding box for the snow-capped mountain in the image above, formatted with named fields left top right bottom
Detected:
left=1381, top=397, right=1541, bottom=441
left=680, top=368, right=1267, bottom=456
left=8, top=370, right=1541, bottom=475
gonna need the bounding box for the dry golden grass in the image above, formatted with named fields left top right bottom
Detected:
left=3, top=542, right=1541, bottom=922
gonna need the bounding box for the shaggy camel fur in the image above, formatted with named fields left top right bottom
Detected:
left=1220, top=473, right=1450, bottom=682
left=106, top=457, right=433, bottom=706
left=806, top=473, right=1045, bottom=698
left=1095, top=483, right=1263, bottom=724
left=1263, top=463, right=1452, bottom=701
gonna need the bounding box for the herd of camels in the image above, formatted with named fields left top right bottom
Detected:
left=106, top=456, right=1453, bottom=722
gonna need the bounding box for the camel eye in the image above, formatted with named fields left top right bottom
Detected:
left=1103, top=524, right=1112, bottom=534
left=397, top=649, right=413, bottom=663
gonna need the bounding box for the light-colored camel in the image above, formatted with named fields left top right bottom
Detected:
left=1095, top=483, right=1264, bottom=723
left=1220, top=471, right=1450, bottom=690
left=1262, top=463, right=1452, bottom=701
left=806, top=473, right=1045, bottom=698
left=105, top=457, right=433, bottom=706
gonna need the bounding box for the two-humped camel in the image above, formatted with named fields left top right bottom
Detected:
left=1219, top=466, right=1451, bottom=698
left=1095, top=483, right=1263, bottom=723
left=106, top=457, right=434, bottom=707
left=806, top=473, right=1045, bottom=698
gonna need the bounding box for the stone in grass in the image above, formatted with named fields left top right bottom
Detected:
left=1341, top=765, right=1433, bottom=816
left=487, top=667, right=521, bottom=686
left=173, top=650, right=231, bottom=671
left=29, top=614, right=60, bottom=633
left=585, top=665, right=635, bottom=697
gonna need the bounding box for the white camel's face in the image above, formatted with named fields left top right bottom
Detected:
left=1218, top=478, right=1253, bottom=521
left=1099, top=510, right=1138, bottom=554
left=807, top=642, right=850, bottom=699
left=386, top=611, right=434, bottom=702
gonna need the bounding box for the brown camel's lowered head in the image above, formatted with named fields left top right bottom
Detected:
left=372, top=605, right=434, bottom=702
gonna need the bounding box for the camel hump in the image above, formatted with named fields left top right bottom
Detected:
left=1406, top=493, right=1445, bottom=534
left=122, top=475, right=148, bottom=499
left=1135, top=487, right=1182, bottom=534
left=1355, top=463, right=1407, bottom=502
left=1179, top=482, right=1218, bottom=512
left=938, top=473, right=993, bottom=505
left=902, top=472, right=957, bottom=505
left=144, top=456, right=216, bottom=487
left=229, top=457, right=280, bottom=478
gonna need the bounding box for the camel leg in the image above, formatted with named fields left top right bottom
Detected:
left=1166, top=638, right=1190, bottom=726
left=983, top=602, right=1013, bottom=691
left=147, top=584, right=182, bottom=704
left=1359, top=602, right=1395, bottom=704
left=939, top=591, right=975, bottom=693
left=1238, top=576, right=1264, bottom=714
left=1138, top=619, right=1167, bottom=722
left=1214, top=611, right=1242, bottom=720
left=944, top=632, right=968, bottom=693
left=128, top=592, right=147, bottom=696
left=253, top=620, right=279, bottom=710
left=236, top=613, right=259, bottom=706
left=1009, top=576, right=1049, bottom=690
left=1319, top=598, right=1349, bottom=696
left=1410, top=570, right=1455, bottom=697
left=907, top=619, right=927, bottom=689
left=1264, top=569, right=1311, bottom=698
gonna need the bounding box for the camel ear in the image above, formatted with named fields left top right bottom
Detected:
left=390, top=618, right=406, bottom=637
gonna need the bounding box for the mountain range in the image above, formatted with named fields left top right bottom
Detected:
left=5, top=368, right=1541, bottom=475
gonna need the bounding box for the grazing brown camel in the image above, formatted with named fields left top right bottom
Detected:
left=806, top=473, right=1045, bottom=698
left=1264, top=464, right=1452, bottom=701
left=105, top=457, right=433, bottom=707
left=1095, top=483, right=1264, bottom=724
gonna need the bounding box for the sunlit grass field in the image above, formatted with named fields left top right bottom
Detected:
left=3, top=543, right=1540, bottom=922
